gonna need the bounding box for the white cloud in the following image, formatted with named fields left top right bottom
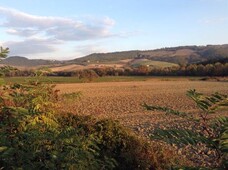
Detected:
left=3, top=38, right=63, bottom=55
left=0, top=6, right=117, bottom=58
left=0, top=6, right=115, bottom=41
left=6, top=28, right=40, bottom=37
left=74, top=44, right=107, bottom=57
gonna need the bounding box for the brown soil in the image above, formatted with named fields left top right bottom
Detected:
left=56, top=80, right=228, bottom=167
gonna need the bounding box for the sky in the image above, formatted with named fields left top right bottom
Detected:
left=0, top=0, right=228, bottom=60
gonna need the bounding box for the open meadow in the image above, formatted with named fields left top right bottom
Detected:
left=56, top=79, right=228, bottom=167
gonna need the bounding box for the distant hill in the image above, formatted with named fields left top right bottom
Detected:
left=72, top=44, right=228, bottom=65
left=71, top=51, right=139, bottom=64
left=1, top=44, right=227, bottom=69
left=0, top=56, right=62, bottom=67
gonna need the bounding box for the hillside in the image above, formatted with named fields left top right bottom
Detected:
left=130, top=59, right=178, bottom=68
left=1, top=44, right=227, bottom=69
left=71, top=51, right=139, bottom=63
left=72, top=44, right=228, bottom=65
left=0, top=56, right=62, bottom=67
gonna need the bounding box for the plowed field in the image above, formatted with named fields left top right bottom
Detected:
left=56, top=80, right=228, bottom=167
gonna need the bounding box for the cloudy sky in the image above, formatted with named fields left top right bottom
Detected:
left=0, top=0, right=227, bottom=60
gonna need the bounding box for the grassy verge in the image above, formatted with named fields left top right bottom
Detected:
left=3, top=76, right=149, bottom=84
left=3, top=76, right=203, bottom=84
left=0, top=78, right=5, bottom=85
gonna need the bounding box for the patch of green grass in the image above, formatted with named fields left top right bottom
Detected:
left=131, top=60, right=178, bottom=68
left=93, top=76, right=149, bottom=82
left=0, top=78, right=5, bottom=85
left=3, top=77, right=81, bottom=84
left=3, top=76, right=150, bottom=84
left=3, top=76, right=201, bottom=85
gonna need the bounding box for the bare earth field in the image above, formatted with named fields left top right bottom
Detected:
left=56, top=80, right=228, bottom=167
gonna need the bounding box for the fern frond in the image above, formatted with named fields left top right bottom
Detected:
left=0, top=47, right=9, bottom=59
left=143, top=103, right=187, bottom=117
left=213, top=116, right=228, bottom=125
left=216, top=119, right=228, bottom=154
left=211, top=116, right=228, bottom=135
left=219, top=131, right=228, bottom=153
left=151, top=129, right=216, bottom=148
left=187, top=89, right=228, bottom=113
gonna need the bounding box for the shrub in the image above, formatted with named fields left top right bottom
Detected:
left=59, top=114, right=189, bottom=170
left=0, top=82, right=114, bottom=169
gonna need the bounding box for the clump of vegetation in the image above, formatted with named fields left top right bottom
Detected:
left=144, top=89, right=228, bottom=169
left=0, top=47, right=9, bottom=60
left=0, top=81, right=113, bottom=169
left=61, top=92, right=82, bottom=101
left=78, top=69, right=99, bottom=82
left=0, top=66, right=19, bottom=77
left=0, top=78, right=4, bottom=85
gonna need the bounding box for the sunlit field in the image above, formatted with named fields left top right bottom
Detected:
left=56, top=79, right=228, bottom=167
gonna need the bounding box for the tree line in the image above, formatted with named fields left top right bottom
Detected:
left=0, top=62, right=227, bottom=78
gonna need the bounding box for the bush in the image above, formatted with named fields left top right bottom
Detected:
left=59, top=114, right=188, bottom=170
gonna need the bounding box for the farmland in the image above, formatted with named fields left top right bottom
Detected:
left=56, top=79, right=228, bottom=167
left=57, top=80, right=228, bottom=129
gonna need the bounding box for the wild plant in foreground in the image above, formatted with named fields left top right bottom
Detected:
left=144, top=89, right=228, bottom=169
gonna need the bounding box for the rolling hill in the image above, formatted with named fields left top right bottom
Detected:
left=71, top=51, right=139, bottom=64
left=1, top=44, right=227, bottom=69
left=72, top=44, right=228, bottom=65
left=0, top=56, right=62, bottom=67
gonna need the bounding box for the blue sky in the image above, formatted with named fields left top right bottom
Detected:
left=0, top=0, right=227, bottom=60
